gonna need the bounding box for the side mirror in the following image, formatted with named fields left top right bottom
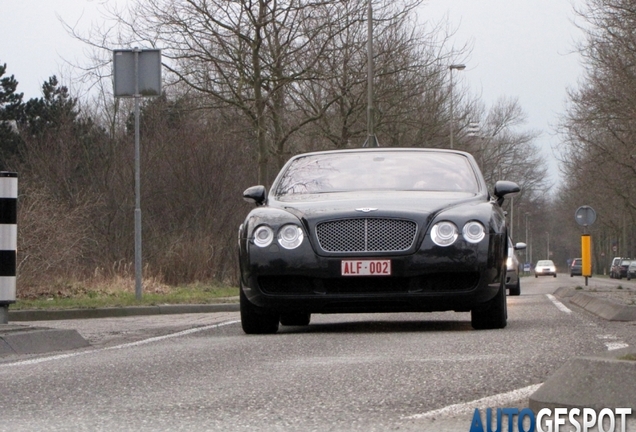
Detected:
left=514, top=242, right=527, bottom=251
left=243, top=185, right=267, bottom=206
left=493, top=181, right=520, bottom=206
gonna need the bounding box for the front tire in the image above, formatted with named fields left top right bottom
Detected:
left=240, top=286, right=279, bottom=334
left=471, top=274, right=507, bottom=330
left=509, top=279, right=520, bottom=296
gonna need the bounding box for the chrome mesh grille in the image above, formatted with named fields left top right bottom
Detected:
left=316, top=218, right=417, bottom=252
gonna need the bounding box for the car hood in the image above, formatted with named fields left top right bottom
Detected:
left=271, top=190, right=485, bottom=223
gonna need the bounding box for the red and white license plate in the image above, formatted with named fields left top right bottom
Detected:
left=341, top=259, right=391, bottom=276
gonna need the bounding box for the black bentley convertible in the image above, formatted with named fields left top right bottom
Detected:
left=238, top=148, right=519, bottom=333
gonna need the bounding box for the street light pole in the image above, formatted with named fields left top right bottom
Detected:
left=546, top=231, right=550, bottom=259
left=510, top=197, right=514, bottom=241
left=363, top=0, right=379, bottom=147
left=449, top=64, right=466, bottom=149
left=525, top=213, right=529, bottom=264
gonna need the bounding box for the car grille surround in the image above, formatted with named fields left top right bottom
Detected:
left=316, top=218, right=417, bottom=253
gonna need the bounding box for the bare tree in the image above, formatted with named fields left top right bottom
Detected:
left=72, top=0, right=367, bottom=184
left=459, top=97, right=547, bottom=194
left=557, top=0, right=636, bottom=261
left=560, top=0, right=636, bottom=197
left=298, top=0, right=463, bottom=150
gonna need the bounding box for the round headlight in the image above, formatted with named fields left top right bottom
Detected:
left=278, top=224, right=304, bottom=249
left=253, top=225, right=274, bottom=248
left=462, top=221, right=486, bottom=243
left=431, top=221, right=458, bottom=247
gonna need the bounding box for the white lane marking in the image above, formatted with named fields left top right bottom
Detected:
left=0, top=320, right=240, bottom=368
left=596, top=334, right=629, bottom=351
left=404, top=384, right=542, bottom=419
left=546, top=294, right=572, bottom=314
left=606, top=342, right=630, bottom=351
left=545, top=297, right=631, bottom=352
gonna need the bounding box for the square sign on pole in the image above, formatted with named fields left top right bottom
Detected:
left=113, top=49, right=162, bottom=97
left=113, top=48, right=161, bottom=301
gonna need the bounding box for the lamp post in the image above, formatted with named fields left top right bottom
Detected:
left=449, top=64, right=466, bottom=149
left=510, top=197, right=514, bottom=241
left=525, top=213, right=529, bottom=244
left=546, top=231, right=550, bottom=259
left=525, top=213, right=530, bottom=271
left=363, top=0, right=379, bottom=147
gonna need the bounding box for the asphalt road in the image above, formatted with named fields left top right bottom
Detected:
left=0, top=274, right=633, bottom=431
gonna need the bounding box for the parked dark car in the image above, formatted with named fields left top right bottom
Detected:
left=570, top=258, right=582, bottom=277
left=506, top=237, right=526, bottom=296
left=239, top=148, right=519, bottom=333
left=613, top=259, right=632, bottom=279
left=627, top=261, right=636, bottom=280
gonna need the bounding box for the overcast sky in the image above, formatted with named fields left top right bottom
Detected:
left=0, top=1, right=101, bottom=99
left=421, top=0, right=586, bottom=184
left=1, top=1, right=586, bottom=183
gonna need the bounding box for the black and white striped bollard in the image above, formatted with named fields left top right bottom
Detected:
left=0, top=172, right=17, bottom=324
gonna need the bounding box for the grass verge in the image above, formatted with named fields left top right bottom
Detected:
left=12, top=282, right=239, bottom=310
left=618, top=353, right=636, bottom=361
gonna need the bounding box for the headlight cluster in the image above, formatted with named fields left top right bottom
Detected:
left=253, top=224, right=304, bottom=249
left=431, top=221, right=486, bottom=247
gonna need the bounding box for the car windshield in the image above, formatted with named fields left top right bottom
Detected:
left=621, top=260, right=630, bottom=265
left=537, top=260, right=553, bottom=266
left=275, top=151, right=480, bottom=196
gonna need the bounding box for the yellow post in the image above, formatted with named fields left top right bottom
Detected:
left=581, top=234, right=592, bottom=277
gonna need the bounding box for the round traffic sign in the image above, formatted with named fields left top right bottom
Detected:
left=575, top=205, right=596, bottom=226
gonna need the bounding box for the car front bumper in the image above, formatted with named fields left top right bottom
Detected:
left=239, top=234, right=505, bottom=314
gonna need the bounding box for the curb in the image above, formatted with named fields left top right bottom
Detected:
left=553, top=287, right=636, bottom=321
left=529, top=348, right=636, bottom=411
left=6, top=303, right=240, bottom=322
left=0, top=303, right=240, bottom=358
left=0, top=325, right=90, bottom=356
left=530, top=289, right=636, bottom=412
